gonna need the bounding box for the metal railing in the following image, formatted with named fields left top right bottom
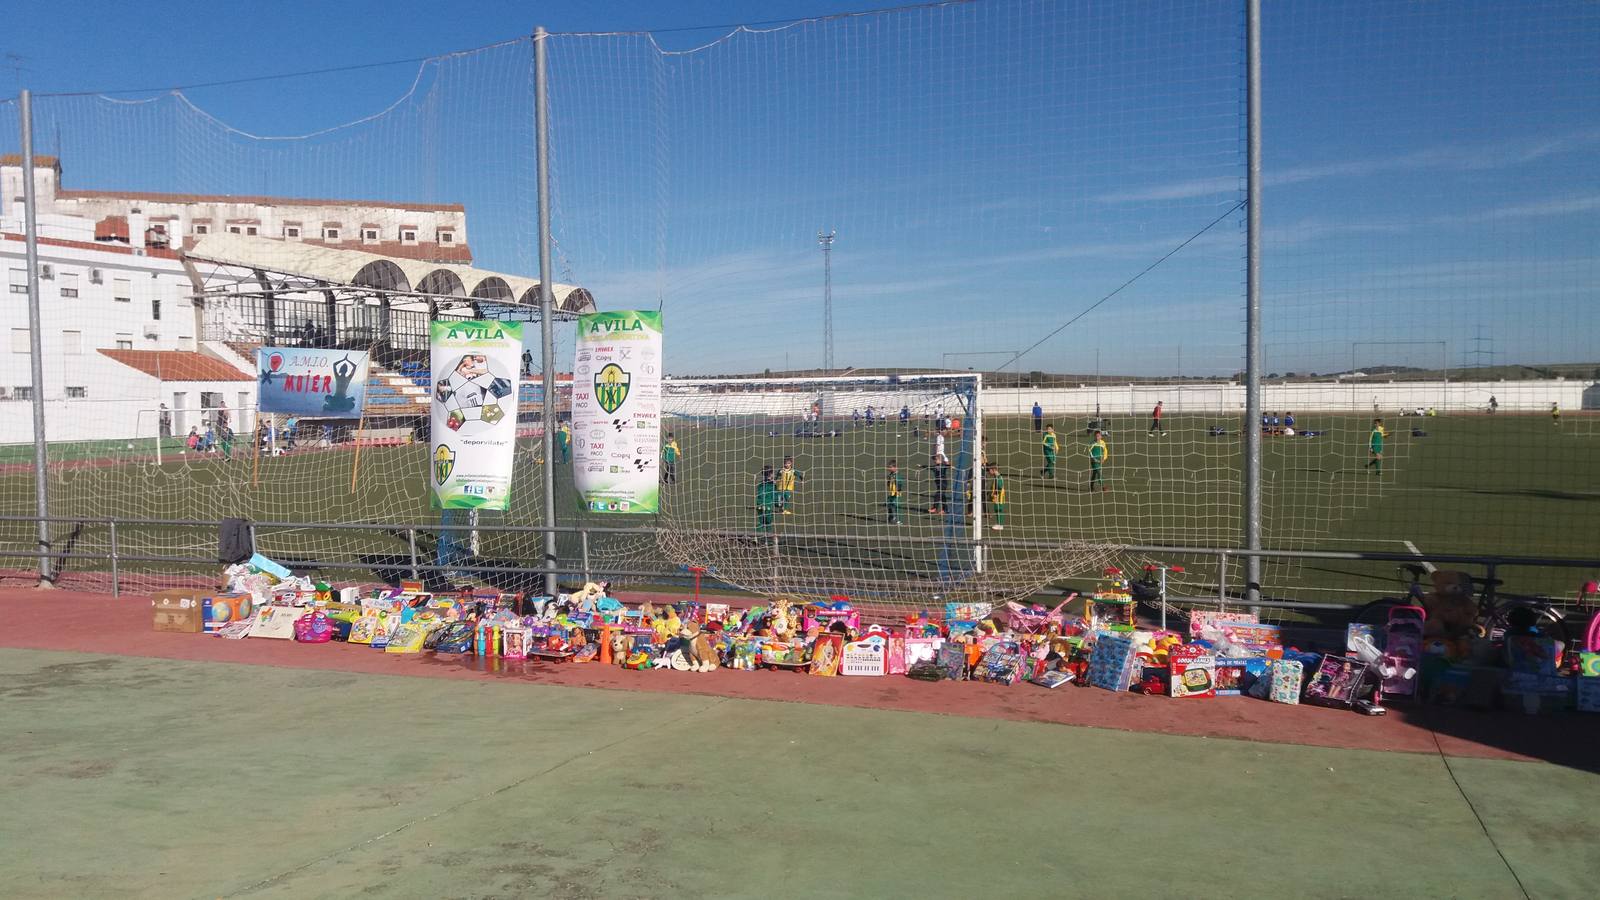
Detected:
left=2, top=514, right=1595, bottom=610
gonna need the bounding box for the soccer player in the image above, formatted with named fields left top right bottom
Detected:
left=1284, top=411, right=1295, bottom=430
left=1032, top=401, right=1043, bottom=433
left=1365, top=418, right=1387, bottom=474
left=885, top=460, right=904, bottom=524
left=1041, top=424, right=1059, bottom=478
left=866, top=405, right=876, bottom=425
left=1149, top=400, right=1164, bottom=436
left=776, top=456, right=804, bottom=514
left=284, top=416, right=298, bottom=450
left=900, top=405, right=911, bottom=426
left=1552, top=402, right=1561, bottom=427
left=661, top=432, right=681, bottom=484
left=988, top=464, right=1006, bottom=531
left=557, top=420, right=571, bottom=463
left=755, top=465, right=777, bottom=533
left=1488, top=395, right=1498, bottom=415
left=852, top=408, right=862, bottom=427
left=928, top=452, right=951, bottom=514
left=1087, top=429, right=1109, bottom=492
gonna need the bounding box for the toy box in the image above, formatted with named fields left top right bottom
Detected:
left=841, top=635, right=887, bottom=676
left=904, top=637, right=943, bottom=669
left=1087, top=633, right=1139, bottom=692
left=1303, top=655, right=1368, bottom=708
left=1168, top=646, right=1216, bottom=699
left=1581, top=652, right=1600, bottom=678
left=810, top=633, right=844, bottom=676
left=1214, top=657, right=1270, bottom=696
left=204, top=594, right=254, bottom=634
left=976, top=641, right=1026, bottom=685
left=1577, top=677, right=1600, bottom=713
left=151, top=590, right=206, bottom=633
left=1505, top=636, right=1563, bottom=676
left=1189, top=610, right=1258, bottom=638
left=247, top=605, right=299, bottom=640
left=935, top=642, right=968, bottom=680
left=884, top=635, right=907, bottom=675
left=1215, top=622, right=1283, bottom=656
left=1268, top=658, right=1304, bottom=704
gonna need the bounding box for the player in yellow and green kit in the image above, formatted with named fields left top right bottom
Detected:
left=1041, top=424, right=1059, bottom=478
left=885, top=460, right=905, bottom=525
left=556, top=420, right=571, bottom=463
left=661, top=432, right=681, bottom=484
left=987, top=464, right=1006, bottom=531
left=1364, top=418, right=1386, bottom=474
left=1087, top=430, right=1109, bottom=492
left=776, top=456, right=804, bottom=514
left=1552, top=402, right=1561, bottom=427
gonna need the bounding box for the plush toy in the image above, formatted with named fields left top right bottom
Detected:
left=654, top=607, right=682, bottom=644
left=681, top=621, right=719, bottom=672
left=769, top=598, right=795, bottom=640
left=610, top=630, right=633, bottom=667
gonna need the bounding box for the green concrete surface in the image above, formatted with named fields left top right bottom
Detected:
left=1, top=648, right=1596, bottom=899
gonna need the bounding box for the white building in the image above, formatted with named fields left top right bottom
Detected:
left=0, top=154, right=476, bottom=443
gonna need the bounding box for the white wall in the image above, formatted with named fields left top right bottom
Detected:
left=657, top=378, right=1596, bottom=419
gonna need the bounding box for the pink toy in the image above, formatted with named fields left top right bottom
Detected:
left=1002, top=594, right=1075, bottom=634
left=1380, top=605, right=1425, bottom=700
left=293, top=609, right=335, bottom=643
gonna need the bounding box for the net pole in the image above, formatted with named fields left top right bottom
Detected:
left=348, top=413, right=367, bottom=493
left=534, top=26, right=559, bottom=597
left=971, top=374, right=984, bottom=572
left=20, top=89, right=52, bottom=586
left=252, top=415, right=261, bottom=487
left=1242, top=0, right=1263, bottom=606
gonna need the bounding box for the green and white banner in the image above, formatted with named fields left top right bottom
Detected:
left=572, top=310, right=662, bottom=514
left=429, top=320, right=524, bottom=510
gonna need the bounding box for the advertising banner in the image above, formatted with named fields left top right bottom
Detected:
left=255, top=347, right=369, bottom=417
left=572, top=310, right=662, bottom=514
left=429, top=320, right=523, bottom=510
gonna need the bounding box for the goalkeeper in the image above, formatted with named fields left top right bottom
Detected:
left=1041, top=424, right=1059, bottom=479
left=755, top=465, right=777, bottom=533
left=776, top=456, right=805, bottom=514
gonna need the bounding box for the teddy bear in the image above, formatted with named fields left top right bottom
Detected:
left=680, top=621, right=719, bottom=672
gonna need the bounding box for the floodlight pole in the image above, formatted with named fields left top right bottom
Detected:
left=818, top=230, right=835, bottom=372
left=1242, top=0, right=1263, bottom=606
left=534, top=28, right=559, bottom=597
left=20, top=90, right=52, bottom=586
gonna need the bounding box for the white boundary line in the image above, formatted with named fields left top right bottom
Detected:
left=1402, top=539, right=1436, bottom=574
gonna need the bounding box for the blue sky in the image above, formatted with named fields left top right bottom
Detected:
left=3, top=0, right=1597, bottom=376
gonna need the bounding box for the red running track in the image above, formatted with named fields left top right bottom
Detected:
left=2, top=587, right=1594, bottom=768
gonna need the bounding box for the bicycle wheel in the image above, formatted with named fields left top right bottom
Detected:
left=1350, top=597, right=1403, bottom=631
left=1483, top=599, right=1570, bottom=648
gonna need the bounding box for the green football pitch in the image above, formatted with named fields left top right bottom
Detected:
left=1, top=413, right=1595, bottom=604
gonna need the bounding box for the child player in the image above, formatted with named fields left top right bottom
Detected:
left=755, top=465, right=777, bottom=533
left=988, top=464, right=1006, bottom=531
left=1149, top=400, right=1164, bottom=436
left=776, top=456, right=804, bottom=515
left=1041, top=424, right=1059, bottom=479
left=661, top=432, right=682, bottom=484
left=1087, top=429, right=1109, bottom=492
left=1364, top=418, right=1386, bottom=475
left=885, top=460, right=905, bottom=525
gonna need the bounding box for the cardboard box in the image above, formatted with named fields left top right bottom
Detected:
left=1169, top=646, right=1217, bottom=698
left=152, top=590, right=205, bottom=633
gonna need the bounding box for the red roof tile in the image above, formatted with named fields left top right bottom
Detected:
left=0, top=154, right=60, bottom=170
left=297, top=237, right=474, bottom=263
left=95, top=216, right=129, bottom=241
left=98, top=349, right=252, bottom=382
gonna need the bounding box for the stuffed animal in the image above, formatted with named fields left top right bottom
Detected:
left=654, top=607, right=682, bottom=644
left=681, top=621, right=719, bottom=672
left=610, top=630, right=633, bottom=667
left=769, top=598, right=795, bottom=640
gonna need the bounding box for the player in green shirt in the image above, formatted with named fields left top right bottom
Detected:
left=1552, top=402, right=1561, bottom=427
left=776, top=456, right=805, bottom=514
left=987, top=464, right=1006, bottom=531
left=885, top=460, right=905, bottom=525
left=755, top=465, right=777, bottom=533
left=1087, top=430, right=1109, bottom=492
left=556, top=421, right=571, bottom=464
left=1041, top=424, right=1059, bottom=478
left=661, top=432, right=681, bottom=484
left=1364, top=418, right=1386, bottom=474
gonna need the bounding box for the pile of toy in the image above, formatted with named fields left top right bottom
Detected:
left=152, top=557, right=1599, bottom=716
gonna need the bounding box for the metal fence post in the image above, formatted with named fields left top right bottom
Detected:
left=1217, top=550, right=1229, bottom=608
left=580, top=529, right=592, bottom=584
left=109, top=520, right=120, bottom=599
left=534, top=26, right=560, bottom=598
left=20, top=90, right=53, bottom=587
left=1242, top=0, right=1264, bottom=607
left=407, top=527, right=419, bottom=581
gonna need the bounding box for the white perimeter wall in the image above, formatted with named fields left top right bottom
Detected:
left=661, top=378, right=1597, bottom=419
